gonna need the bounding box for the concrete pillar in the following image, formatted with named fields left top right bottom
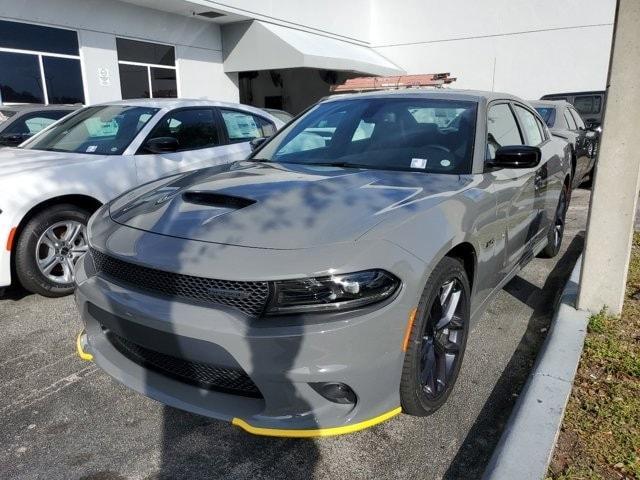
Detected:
left=577, top=0, right=640, bottom=314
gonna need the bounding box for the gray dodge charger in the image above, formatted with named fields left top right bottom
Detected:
left=75, top=90, right=571, bottom=437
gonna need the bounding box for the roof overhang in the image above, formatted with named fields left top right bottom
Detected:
left=222, top=21, right=404, bottom=77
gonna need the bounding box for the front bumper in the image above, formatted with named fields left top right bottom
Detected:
left=74, top=252, right=416, bottom=436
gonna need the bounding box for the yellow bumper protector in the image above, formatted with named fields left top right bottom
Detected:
left=76, top=331, right=94, bottom=361
left=232, top=406, right=402, bottom=438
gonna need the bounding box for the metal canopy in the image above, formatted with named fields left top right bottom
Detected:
left=222, top=21, right=404, bottom=76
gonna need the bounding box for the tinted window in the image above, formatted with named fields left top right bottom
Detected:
left=4, top=111, right=69, bottom=134
left=150, top=67, right=177, bottom=98
left=0, top=20, right=78, bottom=55
left=563, top=109, right=577, bottom=130
left=514, top=105, right=543, bottom=146
left=534, top=107, right=556, bottom=127
left=487, top=103, right=522, bottom=159
left=569, top=108, right=585, bottom=129
left=24, top=105, right=158, bottom=155
left=221, top=110, right=276, bottom=143
left=119, top=64, right=149, bottom=99
left=116, top=38, right=175, bottom=66
left=147, top=109, right=220, bottom=152
left=0, top=51, right=44, bottom=103
left=574, top=95, right=602, bottom=115
left=42, top=57, right=84, bottom=104
left=255, top=98, right=478, bottom=174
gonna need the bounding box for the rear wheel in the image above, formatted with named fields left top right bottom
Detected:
left=15, top=204, right=91, bottom=297
left=400, top=256, right=471, bottom=416
left=539, top=184, right=569, bottom=258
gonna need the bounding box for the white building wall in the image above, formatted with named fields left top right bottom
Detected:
left=371, top=0, right=616, bottom=99
left=188, top=0, right=371, bottom=44
left=0, top=0, right=238, bottom=104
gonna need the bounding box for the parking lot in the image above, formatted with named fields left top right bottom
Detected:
left=0, top=188, right=590, bottom=480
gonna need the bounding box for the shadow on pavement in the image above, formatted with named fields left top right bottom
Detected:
left=443, top=232, right=585, bottom=480
left=153, top=407, right=319, bottom=480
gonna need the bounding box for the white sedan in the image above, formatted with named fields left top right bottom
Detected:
left=0, top=99, right=283, bottom=297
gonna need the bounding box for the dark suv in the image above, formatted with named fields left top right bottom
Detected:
left=540, top=91, right=605, bottom=130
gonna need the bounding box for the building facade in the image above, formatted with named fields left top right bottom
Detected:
left=0, top=0, right=616, bottom=113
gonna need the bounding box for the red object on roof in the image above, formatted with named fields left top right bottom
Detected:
left=330, top=73, right=456, bottom=93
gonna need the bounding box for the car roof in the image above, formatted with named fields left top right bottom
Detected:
left=323, top=88, right=525, bottom=104
left=529, top=100, right=572, bottom=109
left=0, top=104, right=79, bottom=113
left=541, top=91, right=605, bottom=98
left=96, top=98, right=271, bottom=116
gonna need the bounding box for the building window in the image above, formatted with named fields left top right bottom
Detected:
left=116, top=38, right=177, bottom=99
left=0, top=20, right=84, bottom=105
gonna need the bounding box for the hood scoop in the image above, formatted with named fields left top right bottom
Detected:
left=182, top=191, right=256, bottom=210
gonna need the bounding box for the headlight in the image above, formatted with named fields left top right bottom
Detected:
left=266, top=269, right=400, bottom=315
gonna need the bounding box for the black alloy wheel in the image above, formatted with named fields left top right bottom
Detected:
left=400, top=256, right=471, bottom=416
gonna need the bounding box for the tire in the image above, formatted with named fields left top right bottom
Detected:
left=15, top=204, right=91, bottom=297
left=539, top=184, right=569, bottom=259
left=400, top=256, right=471, bottom=416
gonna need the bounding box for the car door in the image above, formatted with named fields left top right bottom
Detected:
left=134, top=107, right=277, bottom=184
left=512, top=103, right=554, bottom=244
left=134, top=107, right=228, bottom=183
left=485, top=102, right=539, bottom=276
left=568, top=106, right=593, bottom=178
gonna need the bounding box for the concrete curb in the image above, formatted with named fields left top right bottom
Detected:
left=483, top=255, right=591, bottom=480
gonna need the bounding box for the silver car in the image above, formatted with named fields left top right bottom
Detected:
left=75, top=90, right=571, bottom=437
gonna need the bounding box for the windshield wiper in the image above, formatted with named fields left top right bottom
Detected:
left=306, top=162, right=370, bottom=169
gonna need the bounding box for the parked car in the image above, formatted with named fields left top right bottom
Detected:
left=0, top=105, right=78, bottom=147
left=540, top=91, right=605, bottom=130
left=0, top=99, right=283, bottom=297
left=75, top=90, right=571, bottom=436
left=262, top=108, right=294, bottom=123
left=530, top=100, right=597, bottom=187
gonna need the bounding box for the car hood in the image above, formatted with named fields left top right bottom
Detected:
left=109, top=161, right=474, bottom=249
left=0, top=147, right=105, bottom=177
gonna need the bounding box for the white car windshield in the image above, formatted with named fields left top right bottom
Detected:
left=21, top=105, right=159, bottom=155
left=253, top=98, right=478, bottom=174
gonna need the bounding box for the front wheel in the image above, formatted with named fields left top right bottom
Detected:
left=539, top=184, right=569, bottom=258
left=15, top=204, right=91, bottom=297
left=400, top=256, right=471, bottom=416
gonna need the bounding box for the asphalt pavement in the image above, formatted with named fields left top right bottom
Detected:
left=0, top=188, right=590, bottom=480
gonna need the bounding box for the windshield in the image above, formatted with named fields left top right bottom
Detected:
left=253, top=98, right=477, bottom=174
left=21, top=105, right=159, bottom=155
left=534, top=107, right=556, bottom=127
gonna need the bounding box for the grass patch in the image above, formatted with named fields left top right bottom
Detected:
left=548, top=235, right=640, bottom=480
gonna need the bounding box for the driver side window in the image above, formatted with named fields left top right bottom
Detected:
left=486, top=103, right=523, bottom=160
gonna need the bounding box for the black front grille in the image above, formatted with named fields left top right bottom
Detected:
left=91, top=249, right=270, bottom=316
left=107, top=331, right=262, bottom=398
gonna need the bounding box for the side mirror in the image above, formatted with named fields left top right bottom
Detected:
left=144, top=136, right=179, bottom=154
left=250, top=136, right=268, bottom=151
left=489, top=145, right=541, bottom=169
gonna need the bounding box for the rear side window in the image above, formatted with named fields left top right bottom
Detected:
left=220, top=109, right=276, bottom=143
left=487, top=103, right=522, bottom=159
left=147, top=108, right=221, bottom=151
left=513, top=105, right=543, bottom=146
left=534, top=107, right=556, bottom=127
